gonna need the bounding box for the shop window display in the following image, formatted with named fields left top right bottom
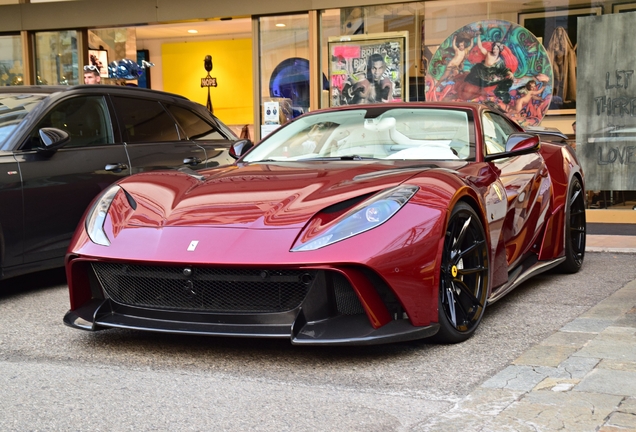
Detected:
left=269, top=57, right=310, bottom=118
left=313, top=0, right=633, bottom=210
left=320, top=5, right=427, bottom=107
left=269, top=57, right=330, bottom=117
left=34, top=30, right=79, bottom=85
left=0, top=34, right=23, bottom=86
left=426, top=20, right=552, bottom=127
left=259, top=15, right=309, bottom=111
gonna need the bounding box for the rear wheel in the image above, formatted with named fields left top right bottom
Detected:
left=433, top=202, right=489, bottom=344
left=557, top=176, right=586, bottom=273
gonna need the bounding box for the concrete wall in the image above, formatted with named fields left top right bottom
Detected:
left=0, top=0, right=403, bottom=32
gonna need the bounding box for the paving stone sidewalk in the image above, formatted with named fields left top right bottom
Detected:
left=414, top=278, right=636, bottom=432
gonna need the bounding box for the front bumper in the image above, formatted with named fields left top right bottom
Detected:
left=63, top=300, right=439, bottom=346
left=64, top=260, right=440, bottom=346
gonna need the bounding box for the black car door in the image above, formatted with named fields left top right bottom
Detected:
left=0, top=151, right=24, bottom=269
left=109, top=95, right=210, bottom=173
left=15, top=95, right=129, bottom=265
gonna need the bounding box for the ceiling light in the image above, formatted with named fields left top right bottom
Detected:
left=276, top=23, right=286, bottom=27
left=188, top=29, right=198, bottom=34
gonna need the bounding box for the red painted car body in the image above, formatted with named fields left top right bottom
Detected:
left=63, top=102, right=586, bottom=345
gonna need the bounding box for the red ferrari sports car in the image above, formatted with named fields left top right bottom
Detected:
left=63, top=102, right=586, bottom=345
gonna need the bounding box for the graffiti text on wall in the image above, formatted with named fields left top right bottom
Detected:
left=593, top=70, right=636, bottom=166
left=598, top=146, right=636, bottom=165
left=594, top=70, right=635, bottom=116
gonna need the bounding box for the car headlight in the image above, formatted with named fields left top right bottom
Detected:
left=292, top=185, right=419, bottom=251
left=85, top=185, right=121, bottom=246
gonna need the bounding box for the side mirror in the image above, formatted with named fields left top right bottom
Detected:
left=38, top=127, right=70, bottom=150
left=505, top=133, right=540, bottom=153
left=229, top=139, right=254, bottom=159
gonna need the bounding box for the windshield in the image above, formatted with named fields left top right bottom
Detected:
left=244, top=108, right=473, bottom=162
left=0, top=93, right=48, bottom=146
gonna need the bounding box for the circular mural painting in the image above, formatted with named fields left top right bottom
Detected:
left=425, top=20, right=553, bottom=127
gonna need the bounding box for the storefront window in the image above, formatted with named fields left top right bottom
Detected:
left=317, top=0, right=628, bottom=207
left=87, top=28, right=137, bottom=85
left=318, top=2, right=583, bottom=127
left=320, top=4, right=426, bottom=109
left=258, top=14, right=309, bottom=137
left=0, top=34, right=23, bottom=86
left=34, top=30, right=79, bottom=85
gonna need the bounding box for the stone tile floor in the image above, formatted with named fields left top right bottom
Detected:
left=414, top=272, right=636, bottom=432
left=413, top=223, right=636, bottom=431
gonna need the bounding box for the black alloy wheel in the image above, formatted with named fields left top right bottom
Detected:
left=433, top=202, right=489, bottom=344
left=557, top=176, right=586, bottom=273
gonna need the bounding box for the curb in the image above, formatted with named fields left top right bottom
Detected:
left=586, top=247, right=636, bottom=254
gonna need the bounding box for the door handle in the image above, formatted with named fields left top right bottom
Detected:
left=105, top=163, right=128, bottom=173
left=183, top=156, right=202, bottom=166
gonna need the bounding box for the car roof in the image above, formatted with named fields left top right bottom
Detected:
left=0, top=85, right=189, bottom=101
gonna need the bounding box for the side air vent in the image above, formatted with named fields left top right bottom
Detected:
left=332, top=273, right=365, bottom=315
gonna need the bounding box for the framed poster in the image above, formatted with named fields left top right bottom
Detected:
left=519, top=7, right=603, bottom=114
left=328, top=32, right=408, bottom=107
left=612, top=2, right=636, bottom=12
left=87, top=49, right=108, bottom=78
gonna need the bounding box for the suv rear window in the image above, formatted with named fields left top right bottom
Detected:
left=166, top=104, right=226, bottom=140
left=111, top=96, right=179, bottom=143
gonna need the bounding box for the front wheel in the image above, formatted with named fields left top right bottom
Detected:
left=432, top=202, right=489, bottom=344
left=556, top=176, right=586, bottom=273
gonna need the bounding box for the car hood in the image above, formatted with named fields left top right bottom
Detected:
left=116, top=161, right=446, bottom=230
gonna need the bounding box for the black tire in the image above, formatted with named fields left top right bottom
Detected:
left=432, top=202, right=489, bottom=344
left=556, top=176, right=586, bottom=273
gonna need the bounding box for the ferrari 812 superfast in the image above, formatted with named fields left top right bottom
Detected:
left=64, top=102, right=586, bottom=345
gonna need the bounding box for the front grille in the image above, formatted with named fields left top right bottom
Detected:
left=92, top=263, right=315, bottom=313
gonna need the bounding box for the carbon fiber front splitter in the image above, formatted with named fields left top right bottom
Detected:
left=63, top=299, right=440, bottom=346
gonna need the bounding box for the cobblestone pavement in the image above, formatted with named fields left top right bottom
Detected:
left=413, top=237, right=636, bottom=432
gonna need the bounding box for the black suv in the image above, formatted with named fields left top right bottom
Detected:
left=0, top=85, right=244, bottom=280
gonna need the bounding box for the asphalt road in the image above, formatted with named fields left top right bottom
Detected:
left=1, top=252, right=635, bottom=431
